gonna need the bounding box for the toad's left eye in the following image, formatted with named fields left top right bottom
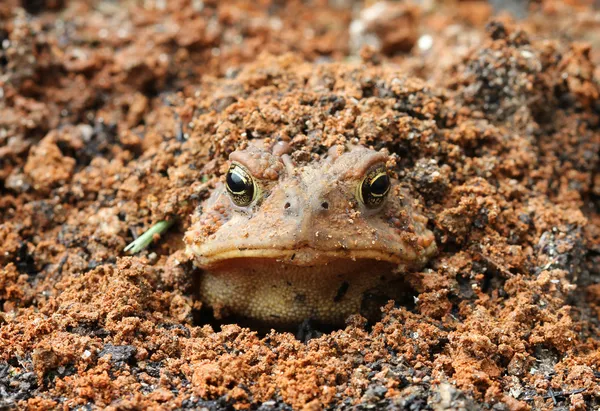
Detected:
left=358, top=165, right=390, bottom=209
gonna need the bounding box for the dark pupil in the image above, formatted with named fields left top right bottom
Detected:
left=370, top=174, right=390, bottom=196
left=226, top=169, right=248, bottom=194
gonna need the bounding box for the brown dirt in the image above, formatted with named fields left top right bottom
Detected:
left=1, top=0, right=600, bottom=410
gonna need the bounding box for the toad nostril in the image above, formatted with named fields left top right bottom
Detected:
left=284, top=202, right=291, bottom=209
left=321, top=202, right=329, bottom=210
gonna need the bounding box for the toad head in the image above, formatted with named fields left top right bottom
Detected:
left=184, top=141, right=436, bottom=325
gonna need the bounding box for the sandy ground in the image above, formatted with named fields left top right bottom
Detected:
left=1, top=0, right=600, bottom=409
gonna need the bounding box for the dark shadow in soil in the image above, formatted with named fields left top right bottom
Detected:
left=192, top=304, right=339, bottom=341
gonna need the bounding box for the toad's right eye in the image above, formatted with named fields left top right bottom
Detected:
left=225, top=163, right=257, bottom=207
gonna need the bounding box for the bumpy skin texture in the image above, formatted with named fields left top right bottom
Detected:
left=185, top=141, right=436, bottom=325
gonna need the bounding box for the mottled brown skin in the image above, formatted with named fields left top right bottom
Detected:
left=184, top=141, right=436, bottom=325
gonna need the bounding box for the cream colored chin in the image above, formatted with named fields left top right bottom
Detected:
left=196, top=258, right=401, bottom=325
left=189, top=246, right=403, bottom=267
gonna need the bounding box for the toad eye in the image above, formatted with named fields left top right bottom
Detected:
left=358, top=165, right=390, bottom=209
left=225, top=163, right=257, bottom=207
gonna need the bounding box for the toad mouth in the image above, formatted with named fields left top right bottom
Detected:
left=189, top=246, right=410, bottom=267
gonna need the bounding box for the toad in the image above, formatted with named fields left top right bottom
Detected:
left=184, top=140, right=436, bottom=325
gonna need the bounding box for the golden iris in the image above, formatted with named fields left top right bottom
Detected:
left=226, top=163, right=257, bottom=206
left=358, top=165, right=390, bottom=209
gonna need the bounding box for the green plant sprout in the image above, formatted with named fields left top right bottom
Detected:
left=124, top=220, right=175, bottom=254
